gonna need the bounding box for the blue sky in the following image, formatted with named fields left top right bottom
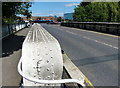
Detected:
left=29, top=2, right=82, bottom=17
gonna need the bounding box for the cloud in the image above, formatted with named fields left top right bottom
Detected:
left=55, top=13, right=64, bottom=15
left=32, top=13, right=47, bottom=16
left=64, top=3, right=79, bottom=7
left=31, top=12, right=64, bottom=16
left=47, top=13, right=64, bottom=16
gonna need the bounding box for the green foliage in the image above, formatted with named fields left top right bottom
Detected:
left=73, top=2, right=120, bottom=22
left=2, top=2, right=32, bottom=24
left=57, top=17, right=63, bottom=22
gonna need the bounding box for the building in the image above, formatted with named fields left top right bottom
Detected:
left=64, top=13, right=73, bottom=20
left=21, top=16, right=57, bottom=22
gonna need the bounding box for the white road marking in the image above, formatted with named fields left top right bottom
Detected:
left=83, top=36, right=118, bottom=49
left=66, top=30, right=77, bottom=36
left=65, top=30, right=118, bottom=49
left=74, top=28, right=118, bottom=38
left=47, top=25, right=118, bottom=50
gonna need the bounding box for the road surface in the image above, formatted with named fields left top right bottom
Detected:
left=41, top=24, right=118, bottom=87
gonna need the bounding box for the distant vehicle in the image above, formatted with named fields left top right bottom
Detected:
left=47, top=21, right=59, bottom=24
left=31, top=20, right=53, bottom=23
left=25, top=21, right=31, bottom=27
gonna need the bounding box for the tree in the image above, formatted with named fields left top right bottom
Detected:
left=84, top=2, right=109, bottom=22
left=73, top=6, right=86, bottom=21
left=117, top=1, right=120, bottom=22
left=80, top=2, right=91, bottom=7
left=73, top=2, right=120, bottom=22
left=2, top=2, right=32, bottom=24
left=57, top=17, right=63, bottom=22
left=106, top=2, right=119, bottom=22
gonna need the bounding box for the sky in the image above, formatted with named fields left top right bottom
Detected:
left=29, top=2, right=82, bottom=17
left=33, top=0, right=83, bottom=2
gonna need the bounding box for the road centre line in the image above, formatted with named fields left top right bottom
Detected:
left=74, top=28, right=118, bottom=38
left=64, top=29, right=118, bottom=50
left=49, top=25, right=118, bottom=38
left=47, top=25, right=118, bottom=49
left=82, top=36, right=118, bottom=49
left=59, top=25, right=118, bottom=38
left=66, top=30, right=77, bottom=35
left=60, top=28, right=118, bottom=50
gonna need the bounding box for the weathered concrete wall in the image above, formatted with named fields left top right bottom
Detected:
left=61, top=22, right=120, bottom=35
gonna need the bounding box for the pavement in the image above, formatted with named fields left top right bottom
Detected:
left=41, top=24, right=118, bottom=87
left=1, top=27, right=30, bottom=86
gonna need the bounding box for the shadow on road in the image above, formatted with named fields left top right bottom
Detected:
left=2, top=34, right=26, bottom=57
left=74, top=54, right=118, bottom=66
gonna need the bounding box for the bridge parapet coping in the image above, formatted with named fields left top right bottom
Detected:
left=25, top=24, right=57, bottom=43
left=20, top=23, right=63, bottom=86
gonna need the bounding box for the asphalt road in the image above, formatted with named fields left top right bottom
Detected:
left=41, top=24, right=118, bottom=87
left=2, top=27, right=30, bottom=86
left=1, top=24, right=118, bottom=87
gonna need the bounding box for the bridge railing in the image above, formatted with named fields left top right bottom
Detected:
left=61, top=22, right=120, bottom=35
left=17, top=23, right=85, bottom=87
left=1, top=22, right=28, bottom=39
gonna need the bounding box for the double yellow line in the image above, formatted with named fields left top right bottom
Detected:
left=84, top=76, right=94, bottom=88
left=63, top=52, right=94, bottom=88
left=77, top=66, right=94, bottom=88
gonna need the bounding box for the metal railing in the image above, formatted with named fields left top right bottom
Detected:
left=1, top=22, right=28, bottom=39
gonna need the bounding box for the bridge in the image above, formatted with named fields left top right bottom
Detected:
left=1, top=22, right=118, bottom=87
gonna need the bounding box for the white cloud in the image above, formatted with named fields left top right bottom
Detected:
left=55, top=13, right=64, bottom=15
left=32, top=12, right=64, bottom=16
left=48, top=13, right=64, bottom=16
left=32, top=13, right=47, bottom=16
left=64, top=3, right=79, bottom=7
